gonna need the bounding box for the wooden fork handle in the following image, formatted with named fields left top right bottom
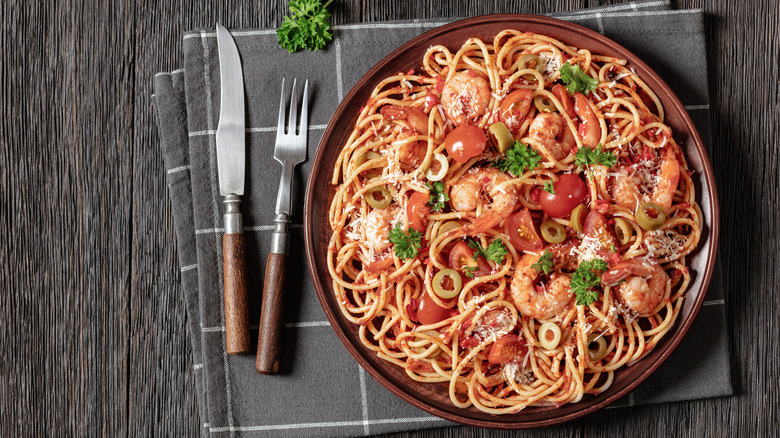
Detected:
left=256, top=252, right=286, bottom=374
left=256, top=213, right=290, bottom=374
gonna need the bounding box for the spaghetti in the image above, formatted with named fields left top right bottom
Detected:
left=326, top=30, right=702, bottom=413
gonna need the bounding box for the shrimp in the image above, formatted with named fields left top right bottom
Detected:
left=511, top=252, right=574, bottom=320
left=380, top=105, right=429, bottom=136
left=397, top=140, right=427, bottom=169
left=552, top=84, right=576, bottom=119
left=601, top=257, right=670, bottom=316
left=573, top=92, right=602, bottom=147
left=450, top=167, right=518, bottom=234
left=363, top=205, right=402, bottom=253
left=580, top=211, right=618, bottom=261
left=611, top=145, right=680, bottom=212
left=440, top=70, right=492, bottom=126
left=528, top=112, right=576, bottom=161
left=548, top=239, right=580, bottom=270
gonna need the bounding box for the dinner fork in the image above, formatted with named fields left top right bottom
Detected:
left=256, top=78, right=309, bottom=374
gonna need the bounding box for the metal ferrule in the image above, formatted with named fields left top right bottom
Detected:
left=270, top=213, right=290, bottom=254
left=223, top=195, right=243, bottom=235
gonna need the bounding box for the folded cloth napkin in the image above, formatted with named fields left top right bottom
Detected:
left=153, top=1, right=732, bottom=436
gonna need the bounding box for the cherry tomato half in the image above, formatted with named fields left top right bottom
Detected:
left=444, top=125, right=486, bottom=164
left=504, top=208, right=544, bottom=252
left=448, top=241, right=491, bottom=278
left=416, top=292, right=449, bottom=325
left=406, top=191, right=431, bottom=233
left=499, top=89, right=533, bottom=133
left=488, top=334, right=528, bottom=364
left=539, top=173, right=588, bottom=218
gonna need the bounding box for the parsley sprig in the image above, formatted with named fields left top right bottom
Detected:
left=467, top=238, right=508, bottom=264
left=574, top=143, right=617, bottom=178
left=388, top=223, right=422, bottom=260
left=463, top=266, right=478, bottom=279
left=531, top=249, right=554, bottom=275
left=491, top=141, right=541, bottom=176
left=571, top=259, right=609, bottom=306
left=543, top=180, right=556, bottom=194
left=559, top=62, right=599, bottom=95
left=277, top=0, right=334, bottom=53
left=426, top=182, right=449, bottom=212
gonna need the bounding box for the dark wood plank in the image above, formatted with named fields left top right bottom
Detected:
left=128, top=2, right=200, bottom=437
left=0, top=0, right=134, bottom=435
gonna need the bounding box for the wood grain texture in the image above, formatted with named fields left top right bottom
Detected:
left=0, top=0, right=777, bottom=436
left=223, top=233, right=252, bottom=355
left=256, top=252, right=287, bottom=374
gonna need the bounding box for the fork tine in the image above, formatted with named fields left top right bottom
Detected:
left=287, top=78, right=298, bottom=135
left=299, top=80, right=309, bottom=143
left=276, top=78, right=287, bottom=141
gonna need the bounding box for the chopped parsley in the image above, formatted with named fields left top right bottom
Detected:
left=388, top=223, right=422, bottom=260
left=574, top=143, right=617, bottom=177
left=543, top=179, right=556, bottom=194
left=571, top=258, right=609, bottom=306
left=559, top=61, right=599, bottom=95
left=491, top=141, right=541, bottom=176
left=467, top=238, right=508, bottom=264
left=426, top=181, right=449, bottom=212
left=463, top=266, right=478, bottom=279
left=531, top=249, right=554, bottom=275
left=276, top=0, right=334, bottom=53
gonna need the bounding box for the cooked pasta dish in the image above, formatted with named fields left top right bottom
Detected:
left=326, top=29, right=701, bottom=413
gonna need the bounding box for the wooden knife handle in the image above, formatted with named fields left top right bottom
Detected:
left=223, top=233, right=251, bottom=355
left=256, top=252, right=286, bottom=374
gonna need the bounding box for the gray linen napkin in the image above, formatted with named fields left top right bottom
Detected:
left=153, top=1, right=731, bottom=436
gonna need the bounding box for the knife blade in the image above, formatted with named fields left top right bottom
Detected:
left=216, top=23, right=251, bottom=355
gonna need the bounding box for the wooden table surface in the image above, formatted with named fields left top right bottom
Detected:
left=1, top=0, right=777, bottom=436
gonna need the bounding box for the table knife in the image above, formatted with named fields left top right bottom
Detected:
left=216, top=23, right=251, bottom=355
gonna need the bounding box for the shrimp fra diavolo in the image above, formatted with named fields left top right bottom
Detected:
left=327, top=29, right=702, bottom=414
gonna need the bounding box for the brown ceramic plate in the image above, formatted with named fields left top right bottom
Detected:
left=304, top=14, right=719, bottom=428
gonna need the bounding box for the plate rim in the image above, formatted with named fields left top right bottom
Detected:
left=304, top=13, right=720, bottom=428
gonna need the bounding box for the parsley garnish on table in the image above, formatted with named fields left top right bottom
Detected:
left=571, top=258, right=609, bottom=306
left=426, top=181, right=449, bottom=212
left=467, top=238, right=508, bottom=264
left=389, top=223, right=422, bottom=260
left=277, top=0, right=334, bottom=53
left=491, top=141, right=541, bottom=176
left=531, top=249, right=554, bottom=275
left=574, top=143, right=617, bottom=177
left=559, top=61, right=599, bottom=95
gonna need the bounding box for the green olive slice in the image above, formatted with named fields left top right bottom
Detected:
left=436, top=220, right=462, bottom=238
left=636, top=202, right=666, bottom=230
left=613, top=217, right=634, bottom=245
left=587, top=333, right=609, bottom=362
left=364, top=186, right=392, bottom=209
left=354, top=150, right=380, bottom=167
left=570, top=204, right=588, bottom=233
left=540, top=219, right=566, bottom=243
left=410, top=330, right=442, bottom=359
left=519, top=53, right=545, bottom=79
left=538, top=322, right=562, bottom=350
left=432, top=268, right=462, bottom=299
left=533, top=95, right=556, bottom=113
left=425, top=152, right=449, bottom=181
left=488, top=122, right=514, bottom=154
